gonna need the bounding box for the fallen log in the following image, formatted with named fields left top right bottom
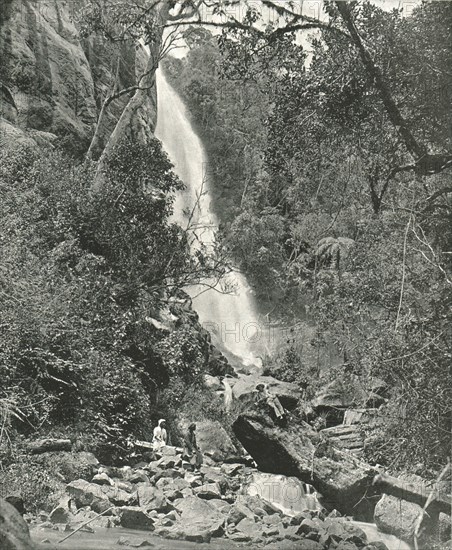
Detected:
left=373, top=472, right=451, bottom=516
left=28, top=438, right=72, bottom=454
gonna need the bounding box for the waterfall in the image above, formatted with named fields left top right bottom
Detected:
left=155, top=69, right=264, bottom=370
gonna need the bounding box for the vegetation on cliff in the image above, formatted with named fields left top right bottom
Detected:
left=0, top=139, right=227, bottom=470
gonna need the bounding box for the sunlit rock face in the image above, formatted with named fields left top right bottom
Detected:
left=0, top=0, right=150, bottom=155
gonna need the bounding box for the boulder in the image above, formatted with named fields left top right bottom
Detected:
left=117, top=536, right=154, bottom=547
left=0, top=499, right=33, bottom=550
left=129, top=469, right=150, bottom=484
left=209, top=499, right=231, bottom=514
left=233, top=413, right=377, bottom=515
left=66, top=479, right=136, bottom=509
left=374, top=494, right=423, bottom=542
left=4, top=497, right=25, bottom=516
left=235, top=517, right=262, bottom=539
left=49, top=503, right=72, bottom=524
left=320, top=425, right=364, bottom=453
left=193, top=482, right=222, bottom=500
left=158, top=455, right=182, bottom=470
left=311, top=376, right=387, bottom=417
left=137, top=485, right=170, bottom=513
left=227, top=502, right=256, bottom=525
left=160, top=446, right=178, bottom=456
left=118, top=507, right=155, bottom=531
left=199, top=466, right=229, bottom=492
left=221, top=463, right=245, bottom=477
left=232, top=374, right=300, bottom=410
left=92, top=472, right=113, bottom=486
left=184, top=473, right=203, bottom=488
left=169, top=496, right=225, bottom=543
left=240, top=494, right=281, bottom=517
left=178, top=420, right=237, bottom=462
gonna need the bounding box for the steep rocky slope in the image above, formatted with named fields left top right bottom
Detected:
left=0, top=0, right=149, bottom=154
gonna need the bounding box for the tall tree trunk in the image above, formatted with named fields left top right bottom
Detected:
left=92, top=1, right=171, bottom=191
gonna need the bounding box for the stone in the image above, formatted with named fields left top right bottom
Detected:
left=200, top=466, right=229, bottom=492
left=264, top=526, right=280, bottom=537
left=221, top=463, right=245, bottom=477
left=233, top=413, right=377, bottom=515
left=240, top=494, right=282, bottom=516
left=0, top=499, right=34, bottom=550
left=49, top=504, right=72, bottom=524
left=289, top=512, right=311, bottom=525
left=264, top=514, right=283, bottom=525
left=193, top=482, right=222, bottom=500
left=115, top=480, right=135, bottom=493
left=159, top=456, right=182, bottom=469
left=4, top=497, right=25, bottom=516
left=92, top=473, right=113, bottom=485
left=297, top=518, right=323, bottom=538
left=228, top=532, right=252, bottom=542
left=235, top=517, right=262, bottom=539
left=374, top=493, right=423, bottom=541
left=161, top=446, right=177, bottom=456
left=184, top=473, right=203, bottom=487
left=320, top=424, right=364, bottom=453
left=228, top=502, right=256, bottom=525
left=209, top=499, right=231, bottom=514
left=66, top=479, right=136, bottom=509
left=341, top=521, right=368, bottom=545
left=311, top=376, right=386, bottom=414
left=158, top=468, right=183, bottom=479
left=118, top=507, right=155, bottom=531
left=129, top=470, right=150, bottom=484
left=178, top=420, right=238, bottom=462
left=169, top=496, right=225, bottom=543
left=335, top=542, right=359, bottom=550
left=137, top=485, right=170, bottom=513
left=146, top=460, right=163, bottom=475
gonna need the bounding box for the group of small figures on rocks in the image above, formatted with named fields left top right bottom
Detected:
left=1, top=440, right=401, bottom=550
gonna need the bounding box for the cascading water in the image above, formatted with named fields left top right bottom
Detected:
left=155, top=68, right=411, bottom=550
left=155, top=69, right=265, bottom=370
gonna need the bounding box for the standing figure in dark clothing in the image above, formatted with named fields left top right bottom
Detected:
left=184, top=423, right=203, bottom=470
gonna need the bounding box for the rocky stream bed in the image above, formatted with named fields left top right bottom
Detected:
left=2, top=442, right=412, bottom=550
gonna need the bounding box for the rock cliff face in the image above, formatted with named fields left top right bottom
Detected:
left=0, top=0, right=151, bottom=154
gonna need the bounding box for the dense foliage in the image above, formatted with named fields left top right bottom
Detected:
left=164, top=1, right=451, bottom=473
left=0, top=139, right=223, bottom=466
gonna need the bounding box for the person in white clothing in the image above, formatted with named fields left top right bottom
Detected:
left=152, top=418, right=167, bottom=451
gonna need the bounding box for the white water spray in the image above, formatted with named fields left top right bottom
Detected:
left=155, top=66, right=412, bottom=550
left=155, top=69, right=264, bottom=370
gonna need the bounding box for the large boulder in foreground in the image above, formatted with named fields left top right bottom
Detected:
left=169, top=496, right=225, bottom=542
left=0, top=499, right=33, bottom=550
left=233, top=413, right=377, bottom=515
